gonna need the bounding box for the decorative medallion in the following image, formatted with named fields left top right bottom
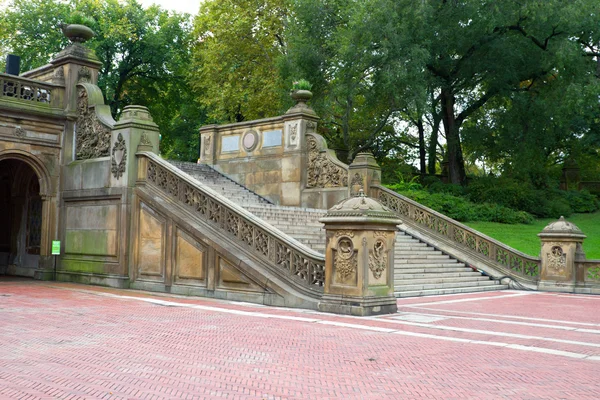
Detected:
left=369, top=239, right=388, bottom=279
left=14, top=126, right=26, bottom=138
left=111, top=133, right=127, bottom=179
left=335, top=237, right=357, bottom=282
left=242, top=130, right=259, bottom=152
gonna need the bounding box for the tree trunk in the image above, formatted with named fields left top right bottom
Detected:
left=440, top=88, right=467, bottom=185
left=428, top=113, right=441, bottom=175
left=417, top=117, right=426, bottom=176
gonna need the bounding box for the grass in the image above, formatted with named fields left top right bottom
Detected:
left=464, top=211, right=600, bottom=259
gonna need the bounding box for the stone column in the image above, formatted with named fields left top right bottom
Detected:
left=348, top=152, right=381, bottom=197
left=198, top=125, right=217, bottom=164
left=537, top=216, right=587, bottom=292
left=318, top=190, right=401, bottom=316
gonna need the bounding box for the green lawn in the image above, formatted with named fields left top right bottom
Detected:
left=464, top=212, right=600, bottom=259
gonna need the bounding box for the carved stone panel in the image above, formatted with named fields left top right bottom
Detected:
left=137, top=205, right=165, bottom=281
left=174, top=229, right=206, bottom=285
left=369, top=237, right=388, bottom=283
left=111, top=133, right=127, bottom=179
left=333, top=237, right=357, bottom=286
left=547, top=245, right=567, bottom=277
left=217, top=256, right=266, bottom=293
left=76, top=87, right=111, bottom=159
left=306, top=135, right=348, bottom=188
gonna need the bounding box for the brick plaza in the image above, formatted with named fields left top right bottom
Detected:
left=1, top=279, right=599, bottom=399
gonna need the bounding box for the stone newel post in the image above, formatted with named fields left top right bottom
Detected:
left=348, top=152, right=381, bottom=197
left=537, top=216, right=586, bottom=292
left=318, top=190, right=401, bottom=316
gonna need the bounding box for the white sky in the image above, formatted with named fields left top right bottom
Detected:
left=137, top=0, right=202, bottom=15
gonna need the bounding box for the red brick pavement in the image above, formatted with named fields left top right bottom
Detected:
left=1, top=279, right=599, bottom=399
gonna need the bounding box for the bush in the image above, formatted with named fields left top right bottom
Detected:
left=387, top=186, right=534, bottom=224
left=562, top=190, right=598, bottom=213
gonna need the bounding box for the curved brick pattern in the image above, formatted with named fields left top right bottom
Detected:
left=0, top=280, right=599, bottom=399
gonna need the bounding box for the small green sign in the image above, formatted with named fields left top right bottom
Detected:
left=51, top=241, right=60, bottom=255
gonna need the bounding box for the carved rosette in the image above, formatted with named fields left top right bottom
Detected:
left=306, top=135, right=348, bottom=188
left=111, top=133, right=127, bottom=179
left=369, top=238, right=388, bottom=279
left=76, top=87, right=111, bottom=159
left=14, top=126, right=26, bottom=138
left=334, top=237, right=357, bottom=282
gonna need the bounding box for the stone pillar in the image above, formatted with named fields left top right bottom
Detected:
left=198, top=124, right=217, bottom=164
left=537, top=216, right=587, bottom=292
left=318, top=190, right=401, bottom=316
left=111, top=105, right=160, bottom=188
left=348, top=152, right=381, bottom=197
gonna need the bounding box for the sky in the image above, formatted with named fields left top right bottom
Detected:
left=137, top=0, right=202, bottom=14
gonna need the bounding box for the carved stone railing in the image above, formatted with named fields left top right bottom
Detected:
left=137, top=152, right=326, bottom=295
left=373, top=185, right=541, bottom=282
left=582, top=260, right=600, bottom=284
left=0, top=73, right=63, bottom=109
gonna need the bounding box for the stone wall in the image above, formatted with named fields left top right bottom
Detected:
left=199, top=109, right=349, bottom=209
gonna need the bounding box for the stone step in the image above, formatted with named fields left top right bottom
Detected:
left=394, top=254, right=450, bottom=260
left=393, top=266, right=471, bottom=274
left=394, top=275, right=491, bottom=286
left=394, top=271, right=484, bottom=280
left=395, top=249, right=441, bottom=255
left=394, top=284, right=509, bottom=298
left=394, top=259, right=459, bottom=265
left=395, top=280, right=499, bottom=292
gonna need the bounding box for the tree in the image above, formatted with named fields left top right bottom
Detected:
left=190, top=0, right=289, bottom=123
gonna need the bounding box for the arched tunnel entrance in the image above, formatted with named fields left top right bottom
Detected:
left=0, top=159, right=43, bottom=276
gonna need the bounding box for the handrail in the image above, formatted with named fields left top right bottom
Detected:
left=373, top=185, right=541, bottom=281
left=137, top=152, right=326, bottom=294
left=0, top=73, right=63, bottom=108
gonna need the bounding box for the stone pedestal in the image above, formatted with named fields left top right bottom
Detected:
left=537, top=216, right=586, bottom=292
left=318, top=190, right=401, bottom=316
left=348, top=152, right=381, bottom=197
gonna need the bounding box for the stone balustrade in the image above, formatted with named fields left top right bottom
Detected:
left=1, top=73, right=64, bottom=109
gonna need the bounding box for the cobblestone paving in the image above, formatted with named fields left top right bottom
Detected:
left=1, top=279, right=599, bottom=399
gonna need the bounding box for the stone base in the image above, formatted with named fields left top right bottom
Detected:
left=537, top=280, right=577, bottom=293
left=318, top=294, right=397, bottom=316
left=54, top=271, right=130, bottom=288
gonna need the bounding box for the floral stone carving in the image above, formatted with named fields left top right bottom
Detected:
left=306, top=135, right=348, bottom=188
left=111, top=133, right=127, bottom=179
left=76, top=87, right=111, bottom=159
left=335, top=238, right=357, bottom=282
left=369, top=239, right=387, bottom=279
left=547, top=245, right=566, bottom=276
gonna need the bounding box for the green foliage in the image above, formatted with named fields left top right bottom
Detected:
left=467, top=177, right=599, bottom=218
left=292, top=79, right=312, bottom=91
left=385, top=184, right=534, bottom=224
left=65, top=11, right=96, bottom=27
left=190, top=0, right=288, bottom=123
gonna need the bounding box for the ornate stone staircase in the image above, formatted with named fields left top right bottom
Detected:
left=171, top=161, right=508, bottom=297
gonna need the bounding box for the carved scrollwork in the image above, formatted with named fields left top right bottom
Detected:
left=139, top=132, right=152, bottom=146
left=306, top=135, right=348, bottom=188
left=76, top=87, right=111, bottom=159
left=78, top=66, right=91, bottom=83
left=111, top=133, right=127, bottom=179
left=369, top=239, right=388, bottom=279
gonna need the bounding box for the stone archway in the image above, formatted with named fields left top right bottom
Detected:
left=0, top=151, right=55, bottom=278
